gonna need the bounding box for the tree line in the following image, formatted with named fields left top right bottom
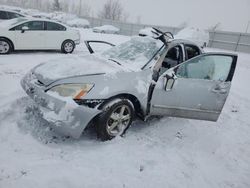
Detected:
left=0, top=0, right=128, bottom=21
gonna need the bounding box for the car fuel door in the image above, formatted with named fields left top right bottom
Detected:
left=84, top=40, right=115, bottom=54
left=150, top=53, right=237, bottom=121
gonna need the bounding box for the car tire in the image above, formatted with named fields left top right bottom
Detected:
left=61, top=40, right=75, bottom=54
left=0, top=38, right=12, bottom=55
left=96, top=98, right=134, bottom=141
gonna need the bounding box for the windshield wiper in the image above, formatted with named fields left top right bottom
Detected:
left=108, top=58, right=121, bottom=66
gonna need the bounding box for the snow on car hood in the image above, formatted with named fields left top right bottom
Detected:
left=33, top=54, right=125, bottom=85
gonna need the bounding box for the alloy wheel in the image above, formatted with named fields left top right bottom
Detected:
left=64, top=42, right=74, bottom=53
left=106, top=105, right=131, bottom=137
left=0, top=41, right=10, bottom=54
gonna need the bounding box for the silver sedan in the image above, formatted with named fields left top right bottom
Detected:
left=21, top=30, right=238, bottom=141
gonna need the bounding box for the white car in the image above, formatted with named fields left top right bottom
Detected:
left=93, top=25, right=120, bottom=34
left=0, top=18, right=80, bottom=54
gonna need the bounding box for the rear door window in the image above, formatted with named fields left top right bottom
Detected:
left=46, top=22, right=66, bottom=31
left=185, top=45, right=201, bottom=60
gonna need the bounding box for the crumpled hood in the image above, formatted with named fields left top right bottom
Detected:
left=33, top=55, right=124, bottom=86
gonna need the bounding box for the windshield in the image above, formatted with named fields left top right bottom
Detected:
left=101, top=36, right=163, bottom=69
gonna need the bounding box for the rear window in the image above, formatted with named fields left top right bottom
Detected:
left=7, top=12, right=24, bottom=19
left=46, top=22, right=66, bottom=31
left=0, top=11, right=8, bottom=19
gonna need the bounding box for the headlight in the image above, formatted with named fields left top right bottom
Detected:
left=48, top=84, right=94, bottom=99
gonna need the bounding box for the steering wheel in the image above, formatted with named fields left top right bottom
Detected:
left=152, top=27, right=174, bottom=39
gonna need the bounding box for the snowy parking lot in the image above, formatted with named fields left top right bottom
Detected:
left=0, top=30, right=250, bottom=188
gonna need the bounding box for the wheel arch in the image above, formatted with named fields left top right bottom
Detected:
left=0, top=36, right=15, bottom=50
left=98, top=93, right=144, bottom=119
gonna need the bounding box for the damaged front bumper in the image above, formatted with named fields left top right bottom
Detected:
left=21, top=72, right=101, bottom=139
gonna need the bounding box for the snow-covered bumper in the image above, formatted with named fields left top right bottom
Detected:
left=21, top=72, right=100, bottom=139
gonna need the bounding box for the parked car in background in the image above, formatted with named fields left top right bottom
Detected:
left=93, top=25, right=120, bottom=34
left=175, top=27, right=209, bottom=48
left=0, top=18, right=80, bottom=54
left=66, top=18, right=90, bottom=28
left=0, top=9, right=25, bottom=22
left=21, top=28, right=237, bottom=141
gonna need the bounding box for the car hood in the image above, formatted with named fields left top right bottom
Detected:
left=33, top=54, right=126, bottom=86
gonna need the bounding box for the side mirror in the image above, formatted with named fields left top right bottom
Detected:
left=164, top=72, right=176, bottom=91
left=21, top=26, right=29, bottom=33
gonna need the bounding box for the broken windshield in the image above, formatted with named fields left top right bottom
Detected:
left=101, top=36, right=163, bottom=69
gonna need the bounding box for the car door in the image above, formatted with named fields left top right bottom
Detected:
left=84, top=40, right=115, bottom=54
left=44, top=21, right=67, bottom=49
left=11, top=21, right=45, bottom=50
left=150, top=53, right=237, bottom=121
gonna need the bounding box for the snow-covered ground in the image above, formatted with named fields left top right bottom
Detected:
left=0, top=30, right=250, bottom=188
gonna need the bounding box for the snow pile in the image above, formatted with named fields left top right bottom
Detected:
left=66, top=18, right=90, bottom=28
left=52, top=13, right=77, bottom=24
left=175, top=27, right=209, bottom=47
left=139, top=27, right=159, bottom=38
left=93, top=25, right=120, bottom=34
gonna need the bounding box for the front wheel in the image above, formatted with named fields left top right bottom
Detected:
left=96, top=99, right=134, bottom=141
left=0, top=39, right=12, bottom=55
left=61, top=40, right=75, bottom=54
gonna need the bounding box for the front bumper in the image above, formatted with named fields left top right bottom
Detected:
left=21, top=72, right=100, bottom=139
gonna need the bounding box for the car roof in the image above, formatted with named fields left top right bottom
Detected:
left=0, top=17, right=68, bottom=28
left=169, top=38, right=200, bottom=46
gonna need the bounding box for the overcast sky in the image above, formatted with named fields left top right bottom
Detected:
left=82, top=0, right=250, bottom=32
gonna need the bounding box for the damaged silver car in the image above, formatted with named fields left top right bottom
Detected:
left=21, top=28, right=237, bottom=140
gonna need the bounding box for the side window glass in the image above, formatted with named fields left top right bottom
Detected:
left=46, top=22, right=66, bottom=31
left=160, top=46, right=182, bottom=75
left=13, top=21, right=44, bottom=31
left=0, top=11, right=8, bottom=19
left=176, top=55, right=233, bottom=81
left=7, top=12, right=18, bottom=19
left=185, top=45, right=200, bottom=60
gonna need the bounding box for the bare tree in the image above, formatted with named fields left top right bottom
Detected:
left=78, top=0, right=92, bottom=17
left=53, top=0, right=62, bottom=11
left=98, top=0, right=125, bottom=21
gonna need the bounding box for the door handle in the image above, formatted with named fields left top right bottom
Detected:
left=212, top=87, right=227, bottom=94
left=212, top=82, right=230, bottom=94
